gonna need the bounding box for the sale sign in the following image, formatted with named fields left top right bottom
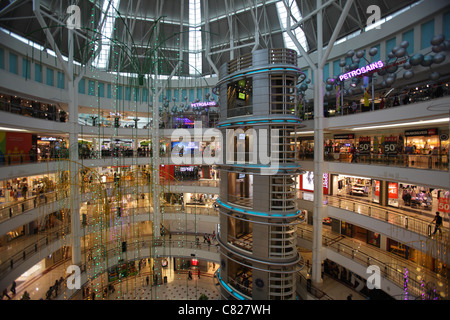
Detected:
left=438, top=198, right=449, bottom=213
left=359, top=137, right=371, bottom=154
left=374, top=180, right=380, bottom=196
left=388, top=182, right=398, bottom=199
left=323, top=173, right=329, bottom=195
left=384, top=136, right=398, bottom=155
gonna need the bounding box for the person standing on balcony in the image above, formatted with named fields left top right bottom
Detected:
left=431, top=212, right=443, bottom=236
left=351, top=144, right=357, bottom=163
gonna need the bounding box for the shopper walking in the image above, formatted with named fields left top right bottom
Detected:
left=21, top=291, right=30, bottom=300
left=2, top=288, right=11, bottom=300
left=350, top=144, right=357, bottom=163
left=431, top=211, right=443, bottom=236
left=10, top=281, right=16, bottom=295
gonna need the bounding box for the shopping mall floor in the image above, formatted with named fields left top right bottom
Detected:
left=1, top=252, right=365, bottom=301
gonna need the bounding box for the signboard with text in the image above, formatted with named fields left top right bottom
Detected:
left=359, top=137, right=371, bottom=154
left=384, top=136, right=398, bottom=155
left=405, top=128, right=437, bottom=137
left=388, top=183, right=398, bottom=199
left=438, top=198, right=450, bottom=214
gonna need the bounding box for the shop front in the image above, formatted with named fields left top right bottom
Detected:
left=340, top=222, right=381, bottom=248
left=397, top=183, right=449, bottom=213
left=404, top=127, right=448, bottom=169
left=38, top=136, right=68, bottom=160
left=297, top=171, right=330, bottom=200
left=297, top=136, right=314, bottom=160
left=332, top=134, right=355, bottom=161
left=332, top=174, right=371, bottom=199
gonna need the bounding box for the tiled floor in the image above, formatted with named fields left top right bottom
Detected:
left=5, top=260, right=221, bottom=300
left=2, top=251, right=368, bottom=301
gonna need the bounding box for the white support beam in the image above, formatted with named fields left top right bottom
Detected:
left=32, top=0, right=70, bottom=77
left=204, top=0, right=219, bottom=75
left=283, top=0, right=316, bottom=70
left=319, top=0, right=354, bottom=69
left=224, top=0, right=235, bottom=60
left=249, top=0, right=260, bottom=52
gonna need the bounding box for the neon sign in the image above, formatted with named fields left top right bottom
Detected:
left=191, top=101, right=216, bottom=108
left=339, top=61, right=384, bottom=81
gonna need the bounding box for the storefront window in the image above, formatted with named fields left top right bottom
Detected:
left=227, top=214, right=253, bottom=252
left=227, top=78, right=253, bottom=118
left=227, top=259, right=253, bottom=297
left=372, top=180, right=380, bottom=203
left=399, top=184, right=448, bottom=213
left=227, top=172, right=253, bottom=207
left=333, top=175, right=371, bottom=198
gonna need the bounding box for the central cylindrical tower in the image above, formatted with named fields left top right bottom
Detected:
left=215, top=48, right=305, bottom=300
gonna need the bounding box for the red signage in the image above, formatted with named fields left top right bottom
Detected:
left=359, top=136, right=371, bottom=154
left=374, top=180, right=380, bottom=197
left=323, top=173, right=329, bottom=195
left=5, top=132, right=32, bottom=161
left=300, top=172, right=329, bottom=194
left=388, top=183, right=398, bottom=199
left=438, top=198, right=449, bottom=213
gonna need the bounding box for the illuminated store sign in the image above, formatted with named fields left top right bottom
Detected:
left=339, top=61, right=384, bottom=81
left=334, top=134, right=355, bottom=140
left=191, top=101, right=216, bottom=108
left=404, top=128, right=437, bottom=137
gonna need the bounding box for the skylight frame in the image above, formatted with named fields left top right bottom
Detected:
left=92, top=0, right=121, bottom=70
left=189, top=0, right=202, bottom=75
left=276, top=0, right=309, bottom=54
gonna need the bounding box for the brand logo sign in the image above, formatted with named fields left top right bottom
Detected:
left=339, top=61, right=384, bottom=82
left=191, top=101, right=216, bottom=108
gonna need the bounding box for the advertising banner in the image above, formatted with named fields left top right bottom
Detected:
left=5, top=132, right=32, bottom=161
left=359, top=136, right=371, bottom=154
left=438, top=198, right=449, bottom=214
left=384, top=136, right=398, bottom=155
left=388, top=182, right=398, bottom=199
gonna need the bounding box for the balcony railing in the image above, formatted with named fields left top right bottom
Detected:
left=0, top=179, right=219, bottom=224
left=323, top=195, right=449, bottom=246
left=296, top=152, right=449, bottom=172
left=296, top=225, right=446, bottom=300
left=0, top=100, right=67, bottom=122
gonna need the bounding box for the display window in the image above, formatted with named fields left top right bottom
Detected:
left=227, top=78, right=253, bottom=118
left=227, top=172, right=253, bottom=207
left=372, top=180, right=380, bottom=203
left=388, top=182, right=399, bottom=207
left=340, top=222, right=380, bottom=248
left=404, top=128, right=438, bottom=153
left=399, top=184, right=449, bottom=213
left=333, top=175, right=371, bottom=198
left=298, top=171, right=329, bottom=195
